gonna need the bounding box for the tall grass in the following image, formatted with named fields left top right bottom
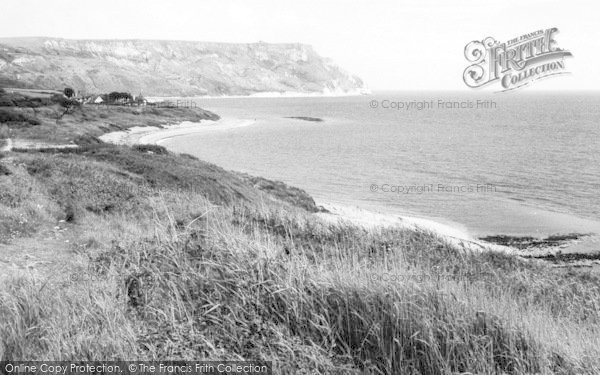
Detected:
left=0, top=150, right=599, bottom=373
left=88, top=199, right=600, bottom=373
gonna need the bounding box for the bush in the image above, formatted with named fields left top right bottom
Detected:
left=179, top=153, right=199, bottom=161
left=22, top=155, right=146, bottom=219
left=0, top=163, right=11, bottom=176
left=0, top=108, right=41, bottom=125
left=132, top=144, right=169, bottom=155
left=51, top=94, right=80, bottom=109
left=107, top=92, right=133, bottom=103
left=63, top=87, right=75, bottom=98
left=0, top=95, right=14, bottom=107
left=0, top=91, right=58, bottom=108
left=237, top=173, right=319, bottom=212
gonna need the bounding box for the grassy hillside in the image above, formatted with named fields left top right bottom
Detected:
left=0, top=97, right=599, bottom=373
left=0, top=88, right=219, bottom=144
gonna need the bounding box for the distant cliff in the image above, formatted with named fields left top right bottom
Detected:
left=0, top=37, right=367, bottom=97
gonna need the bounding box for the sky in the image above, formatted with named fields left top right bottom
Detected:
left=0, top=0, right=598, bottom=90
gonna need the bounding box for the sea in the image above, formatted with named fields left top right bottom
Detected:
left=161, top=91, right=600, bottom=245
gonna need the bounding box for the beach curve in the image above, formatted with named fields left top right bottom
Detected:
left=99, top=117, right=255, bottom=146
left=98, top=116, right=513, bottom=254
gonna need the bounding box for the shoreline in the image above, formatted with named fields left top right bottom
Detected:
left=98, top=117, right=255, bottom=145
left=315, top=202, right=515, bottom=254
left=98, top=118, right=514, bottom=254
left=97, top=117, right=598, bottom=265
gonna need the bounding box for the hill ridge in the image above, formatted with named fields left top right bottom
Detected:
left=0, top=36, right=367, bottom=96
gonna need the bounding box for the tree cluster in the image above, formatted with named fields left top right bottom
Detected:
left=105, top=92, right=134, bottom=103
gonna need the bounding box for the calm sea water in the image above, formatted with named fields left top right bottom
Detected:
left=163, top=92, right=600, bottom=239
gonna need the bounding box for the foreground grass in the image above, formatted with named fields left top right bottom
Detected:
left=0, top=146, right=599, bottom=374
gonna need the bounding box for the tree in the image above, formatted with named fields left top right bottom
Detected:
left=63, top=87, right=75, bottom=98
left=108, top=92, right=120, bottom=102
left=52, top=94, right=80, bottom=121
left=107, top=91, right=133, bottom=103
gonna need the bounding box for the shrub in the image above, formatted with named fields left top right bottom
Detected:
left=64, top=202, right=76, bottom=222
left=132, top=144, right=169, bottom=155
left=237, top=173, right=319, bottom=212
left=0, top=109, right=41, bottom=125
left=0, top=91, right=58, bottom=108
left=179, top=153, right=199, bottom=161
left=22, top=155, right=146, bottom=219
left=0, top=163, right=10, bottom=176
left=107, top=92, right=133, bottom=103
left=51, top=94, right=80, bottom=108
left=63, top=87, right=75, bottom=98
left=0, top=95, right=14, bottom=107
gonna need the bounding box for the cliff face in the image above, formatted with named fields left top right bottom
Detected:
left=0, top=37, right=367, bottom=97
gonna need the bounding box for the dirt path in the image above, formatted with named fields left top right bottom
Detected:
left=11, top=138, right=78, bottom=150
left=0, top=138, right=12, bottom=152
left=0, top=221, right=85, bottom=283
left=1, top=137, right=82, bottom=152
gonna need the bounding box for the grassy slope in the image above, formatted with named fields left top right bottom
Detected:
left=0, top=98, right=599, bottom=373
left=0, top=89, right=220, bottom=144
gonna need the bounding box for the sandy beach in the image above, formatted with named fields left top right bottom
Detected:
left=99, top=117, right=255, bottom=145
left=315, top=202, right=515, bottom=253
